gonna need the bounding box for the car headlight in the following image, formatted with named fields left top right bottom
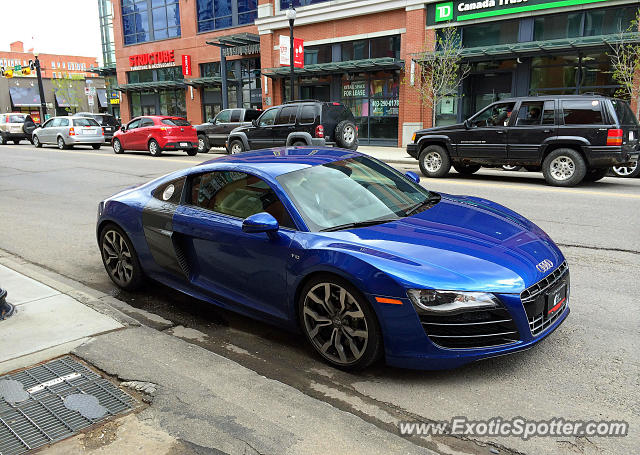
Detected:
left=407, top=289, right=500, bottom=314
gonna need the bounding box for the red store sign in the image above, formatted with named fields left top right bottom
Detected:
left=182, top=54, right=192, bottom=76
left=128, top=50, right=175, bottom=68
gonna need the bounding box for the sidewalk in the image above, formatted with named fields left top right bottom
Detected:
left=357, top=145, right=415, bottom=165
left=0, top=251, right=436, bottom=455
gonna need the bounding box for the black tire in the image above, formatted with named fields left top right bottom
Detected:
left=524, top=165, right=541, bottom=172
left=33, top=135, right=42, bottom=148
left=197, top=134, right=210, bottom=153
left=12, top=140, right=20, bottom=145
left=0, top=134, right=6, bottom=145
left=228, top=139, right=245, bottom=155
left=292, top=140, right=307, bottom=147
left=583, top=168, right=609, bottom=182
left=418, top=144, right=451, bottom=178
left=99, top=223, right=144, bottom=291
left=542, top=148, right=587, bottom=187
left=298, top=274, right=383, bottom=371
left=334, top=120, right=357, bottom=149
left=92, top=144, right=101, bottom=150
left=113, top=138, right=124, bottom=154
left=57, top=136, right=68, bottom=150
left=610, top=161, right=640, bottom=178
left=453, top=163, right=481, bottom=175
left=148, top=139, right=162, bottom=157
left=186, top=148, right=197, bottom=156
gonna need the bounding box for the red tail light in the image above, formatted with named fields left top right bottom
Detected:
left=607, top=129, right=623, bottom=146
left=315, top=124, right=324, bottom=138
left=69, top=127, right=75, bottom=136
left=100, top=127, right=104, bottom=136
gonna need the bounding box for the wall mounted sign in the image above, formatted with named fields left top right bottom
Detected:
left=279, top=36, right=304, bottom=68
left=222, top=44, right=260, bottom=57
left=182, top=54, right=192, bottom=76
left=428, top=0, right=610, bottom=24
left=129, top=50, right=175, bottom=70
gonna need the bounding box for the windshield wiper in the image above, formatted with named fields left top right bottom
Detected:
left=404, top=194, right=442, bottom=216
left=320, top=218, right=398, bottom=232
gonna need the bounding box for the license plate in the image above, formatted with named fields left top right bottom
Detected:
left=83, top=128, right=96, bottom=135
left=546, top=283, right=566, bottom=316
left=180, top=142, right=188, bottom=147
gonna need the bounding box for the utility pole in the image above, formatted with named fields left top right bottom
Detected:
left=286, top=5, right=297, bottom=102
left=34, top=54, right=47, bottom=122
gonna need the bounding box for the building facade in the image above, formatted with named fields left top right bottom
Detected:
left=110, top=0, right=639, bottom=147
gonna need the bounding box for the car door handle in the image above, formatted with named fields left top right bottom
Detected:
left=543, top=129, right=551, bottom=133
left=496, top=130, right=505, bottom=134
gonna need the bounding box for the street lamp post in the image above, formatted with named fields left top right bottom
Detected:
left=33, top=53, right=47, bottom=123
left=286, top=6, right=297, bottom=102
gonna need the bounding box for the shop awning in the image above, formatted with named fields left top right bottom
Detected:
left=88, top=64, right=116, bottom=76
left=184, top=76, right=238, bottom=87
left=115, top=80, right=187, bottom=92
left=206, top=32, right=260, bottom=47
left=54, top=92, right=76, bottom=108
left=97, top=88, right=108, bottom=107
left=261, top=57, right=404, bottom=78
left=8, top=85, right=41, bottom=107
left=450, top=32, right=640, bottom=60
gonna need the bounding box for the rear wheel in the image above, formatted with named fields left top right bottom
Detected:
left=299, top=275, right=382, bottom=371
left=99, top=224, right=143, bottom=291
left=453, top=163, right=481, bottom=175
left=611, top=161, right=640, bottom=178
left=57, top=136, right=68, bottom=150
left=229, top=139, right=245, bottom=155
left=583, top=168, right=609, bottom=182
left=148, top=139, right=162, bottom=157
left=92, top=144, right=101, bottom=150
left=542, top=148, right=586, bottom=187
left=418, top=145, right=451, bottom=178
left=33, top=135, right=42, bottom=148
left=197, top=134, right=210, bottom=153
left=113, top=138, right=124, bottom=154
left=335, top=120, right=357, bottom=149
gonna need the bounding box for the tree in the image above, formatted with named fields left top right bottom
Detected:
left=414, top=27, right=469, bottom=126
left=51, top=76, right=86, bottom=114
left=608, top=9, right=640, bottom=117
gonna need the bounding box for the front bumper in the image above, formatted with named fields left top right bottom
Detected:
left=407, top=143, right=419, bottom=159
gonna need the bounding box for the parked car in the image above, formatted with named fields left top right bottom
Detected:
left=226, top=100, right=358, bottom=154
left=74, top=112, right=120, bottom=142
left=0, top=113, right=37, bottom=144
left=195, top=108, right=261, bottom=153
left=97, top=148, right=569, bottom=370
left=407, top=95, right=640, bottom=186
left=32, top=116, right=104, bottom=150
left=112, top=116, right=198, bottom=157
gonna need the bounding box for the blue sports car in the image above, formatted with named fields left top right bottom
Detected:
left=97, top=148, right=569, bottom=370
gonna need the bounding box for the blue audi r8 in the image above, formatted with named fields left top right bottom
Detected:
left=97, top=148, right=569, bottom=370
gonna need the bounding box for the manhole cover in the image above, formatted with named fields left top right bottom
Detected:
left=0, top=356, right=136, bottom=455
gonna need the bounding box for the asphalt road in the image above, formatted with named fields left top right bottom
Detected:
left=1, top=143, right=638, bottom=455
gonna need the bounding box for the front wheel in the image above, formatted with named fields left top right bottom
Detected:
left=197, top=134, right=210, bottom=153
left=148, top=139, right=162, bottom=157
left=112, top=138, right=124, bottom=154
left=542, top=148, right=587, bottom=187
left=229, top=139, right=245, bottom=155
left=33, top=135, right=42, bottom=148
left=299, top=276, right=383, bottom=371
left=453, top=163, right=481, bottom=175
left=99, top=224, right=144, bottom=291
left=92, top=144, right=101, bottom=150
left=611, top=161, right=640, bottom=178
left=418, top=145, right=451, bottom=178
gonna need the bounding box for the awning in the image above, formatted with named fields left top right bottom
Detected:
left=115, top=80, right=187, bottom=92
left=88, top=64, right=116, bottom=76
left=206, top=32, right=260, bottom=47
left=54, top=91, right=76, bottom=108
left=261, top=57, right=404, bottom=78
left=8, top=85, right=41, bottom=107
left=184, top=76, right=238, bottom=87
left=97, top=88, right=108, bottom=107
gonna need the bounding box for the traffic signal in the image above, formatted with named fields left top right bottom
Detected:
left=4, top=69, right=13, bottom=78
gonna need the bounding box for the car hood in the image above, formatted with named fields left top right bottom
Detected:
left=310, top=195, right=563, bottom=293
left=418, top=123, right=464, bottom=134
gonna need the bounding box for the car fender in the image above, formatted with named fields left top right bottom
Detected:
left=416, top=135, right=455, bottom=156
left=228, top=131, right=250, bottom=150
left=286, top=132, right=313, bottom=146
left=544, top=136, right=591, bottom=149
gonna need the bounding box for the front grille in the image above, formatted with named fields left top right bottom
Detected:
left=521, top=261, right=569, bottom=336
left=419, top=308, right=519, bottom=349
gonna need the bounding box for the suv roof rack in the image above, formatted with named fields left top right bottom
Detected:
left=580, top=92, right=604, bottom=96
left=282, top=99, right=321, bottom=104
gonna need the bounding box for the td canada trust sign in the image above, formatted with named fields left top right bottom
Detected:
left=430, top=0, right=609, bottom=23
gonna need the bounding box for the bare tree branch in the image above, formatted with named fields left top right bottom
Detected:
left=608, top=9, right=640, bottom=117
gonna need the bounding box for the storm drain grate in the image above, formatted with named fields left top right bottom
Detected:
left=0, top=356, right=136, bottom=455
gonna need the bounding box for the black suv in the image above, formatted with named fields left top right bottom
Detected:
left=226, top=100, right=358, bottom=154
left=195, top=108, right=261, bottom=153
left=74, top=112, right=120, bottom=142
left=407, top=95, right=640, bottom=186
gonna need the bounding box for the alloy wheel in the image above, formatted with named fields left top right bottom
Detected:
left=343, top=126, right=355, bottom=144
left=302, top=282, right=369, bottom=365
left=33, top=136, right=40, bottom=147
left=57, top=137, right=65, bottom=150
left=198, top=137, right=205, bottom=152
left=101, top=230, right=134, bottom=287
left=231, top=143, right=242, bottom=154
left=113, top=140, right=121, bottom=153
left=612, top=161, right=638, bottom=177
left=423, top=151, right=443, bottom=173
left=549, top=156, right=575, bottom=181
left=149, top=141, right=158, bottom=154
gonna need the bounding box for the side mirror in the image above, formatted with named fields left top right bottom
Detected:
left=251, top=119, right=258, bottom=127
left=242, top=212, right=279, bottom=234
left=208, top=118, right=214, bottom=124
left=120, top=125, right=126, bottom=132
left=405, top=171, right=420, bottom=184
left=464, top=119, right=471, bottom=129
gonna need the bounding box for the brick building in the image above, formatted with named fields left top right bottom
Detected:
left=0, top=41, right=99, bottom=79
left=110, top=0, right=639, bottom=147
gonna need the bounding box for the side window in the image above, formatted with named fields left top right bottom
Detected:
left=275, top=106, right=298, bottom=125
left=216, top=110, right=231, bottom=123
left=244, top=110, right=261, bottom=121
left=140, top=118, right=154, bottom=127
left=258, top=108, right=278, bottom=127
left=230, top=110, right=242, bottom=122
left=300, top=105, right=319, bottom=124
left=127, top=119, right=140, bottom=130
left=59, top=118, right=70, bottom=127
left=515, top=102, right=544, bottom=126
left=470, top=102, right=516, bottom=127
left=190, top=171, right=296, bottom=229
left=152, top=178, right=185, bottom=204
left=542, top=100, right=555, bottom=125
left=561, top=100, right=604, bottom=125
left=43, top=119, right=54, bottom=128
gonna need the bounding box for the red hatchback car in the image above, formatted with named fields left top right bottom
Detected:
left=112, top=115, right=198, bottom=156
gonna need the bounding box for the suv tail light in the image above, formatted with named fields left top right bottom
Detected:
left=315, top=124, right=324, bottom=138
left=607, top=129, right=623, bottom=146
left=69, top=127, right=75, bottom=136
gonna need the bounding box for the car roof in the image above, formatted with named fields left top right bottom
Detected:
left=197, top=147, right=363, bottom=178
left=494, top=94, right=610, bottom=103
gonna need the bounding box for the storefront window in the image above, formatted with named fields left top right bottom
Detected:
left=342, top=41, right=368, bottom=61
left=584, top=6, right=637, bottom=36
left=304, top=45, right=332, bottom=65
left=197, top=0, right=257, bottom=32
left=122, top=0, right=180, bottom=45
left=370, top=36, right=401, bottom=59
left=530, top=53, right=617, bottom=96
left=534, top=12, right=582, bottom=41
left=461, top=20, right=519, bottom=47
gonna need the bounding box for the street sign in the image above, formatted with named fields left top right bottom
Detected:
left=84, top=87, right=90, bottom=95
left=88, top=96, right=94, bottom=106
left=89, top=86, right=96, bottom=96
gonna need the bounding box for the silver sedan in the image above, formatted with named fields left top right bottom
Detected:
left=32, top=116, right=104, bottom=150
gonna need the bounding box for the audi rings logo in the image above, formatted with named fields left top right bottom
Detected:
left=536, top=259, right=554, bottom=273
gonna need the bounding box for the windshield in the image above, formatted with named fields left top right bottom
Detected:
left=8, top=115, right=26, bottom=123
left=277, top=156, right=438, bottom=232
